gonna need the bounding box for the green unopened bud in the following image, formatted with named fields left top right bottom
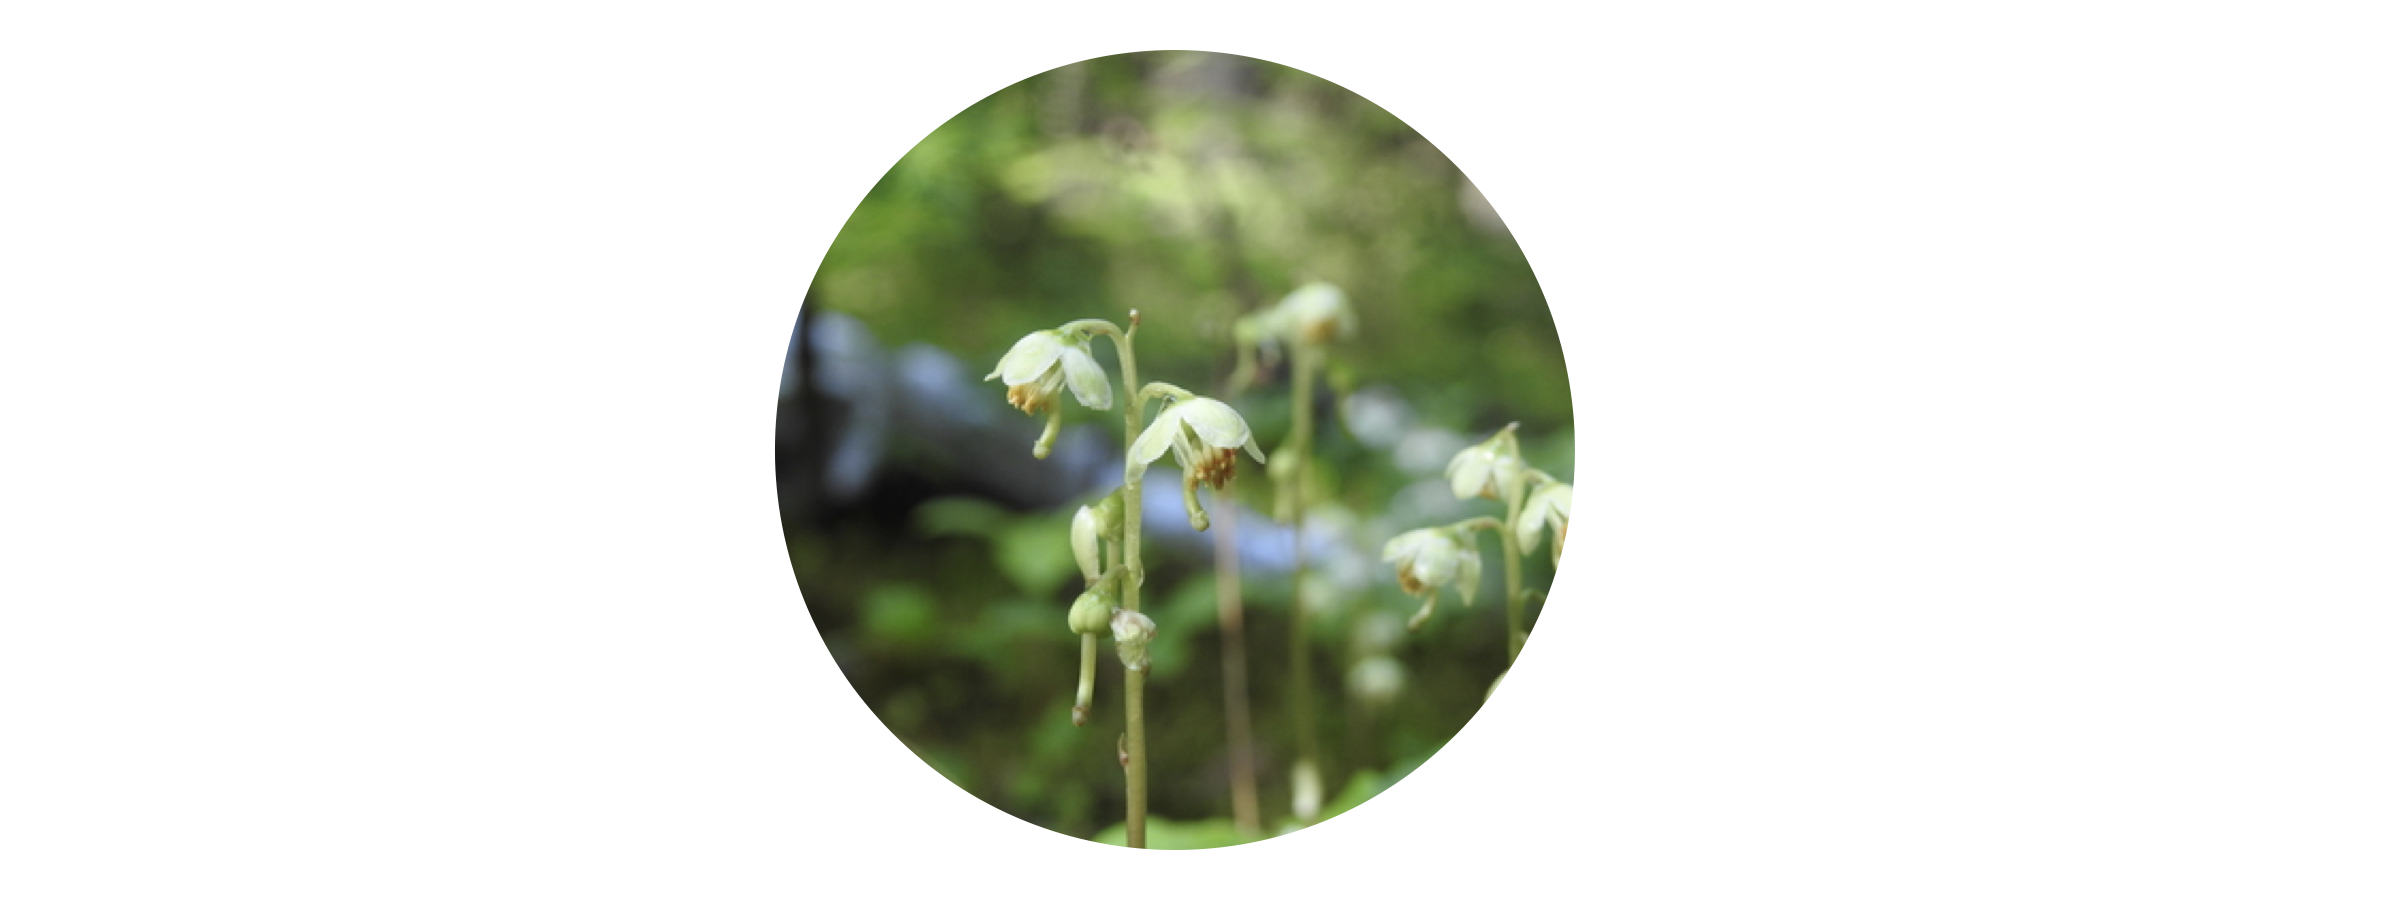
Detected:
left=1111, top=608, right=1156, bottom=672
left=1090, top=489, right=1124, bottom=538
left=1068, top=590, right=1115, bottom=636
left=1071, top=505, right=1103, bottom=585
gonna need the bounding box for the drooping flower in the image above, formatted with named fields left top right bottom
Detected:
left=985, top=328, right=1112, bottom=414
left=1277, top=282, right=1355, bottom=345
left=1129, top=396, right=1266, bottom=484
left=1446, top=425, right=1526, bottom=504
left=1517, top=480, right=1572, bottom=566
left=1383, top=525, right=1482, bottom=630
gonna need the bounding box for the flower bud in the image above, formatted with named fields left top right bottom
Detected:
left=1068, top=590, right=1115, bottom=636
left=1071, top=505, right=1103, bottom=585
left=1110, top=608, right=1157, bottom=672
left=1089, top=489, right=1125, bottom=539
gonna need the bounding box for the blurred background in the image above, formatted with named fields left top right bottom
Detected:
left=778, top=51, right=1571, bottom=846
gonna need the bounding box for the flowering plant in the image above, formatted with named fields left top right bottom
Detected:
left=988, top=311, right=1260, bottom=850
left=1384, top=422, right=1573, bottom=667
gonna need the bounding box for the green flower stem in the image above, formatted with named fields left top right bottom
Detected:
left=1496, top=425, right=1529, bottom=665
left=1135, top=381, right=1196, bottom=406
left=1501, top=505, right=1527, bottom=667
left=1081, top=314, right=1150, bottom=850
left=1211, top=491, right=1261, bottom=834
left=1449, top=513, right=1525, bottom=665
left=1287, top=343, right=1320, bottom=822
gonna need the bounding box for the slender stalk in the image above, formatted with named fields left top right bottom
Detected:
left=1287, top=344, right=1320, bottom=822
left=1212, top=491, right=1261, bottom=834
left=1497, top=426, right=1530, bottom=666
left=1083, top=315, right=1150, bottom=849
left=1501, top=514, right=1527, bottom=666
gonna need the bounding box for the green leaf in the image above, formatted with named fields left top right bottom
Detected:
left=913, top=496, right=1007, bottom=538
left=994, top=513, right=1078, bottom=597
left=861, top=584, right=936, bottom=648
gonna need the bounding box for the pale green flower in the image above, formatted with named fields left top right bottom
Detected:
left=1446, top=427, right=1526, bottom=503
left=1272, top=282, right=1355, bottom=345
left=1385, top=525, right=1484, bottom=631
left=985, top=328, right=1112, bottom=414
left=1127, top=396, right=1266, bottom=487
left=1382, top=526, right=1481, bottom=607
left=1517, top=480, right=1572, bottom=565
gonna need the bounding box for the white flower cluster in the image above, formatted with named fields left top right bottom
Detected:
left=1382, top=424, right=1575, bottom=632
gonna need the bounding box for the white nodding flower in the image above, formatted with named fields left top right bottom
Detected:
left=1128, top=396, right=1266, bottom=488
left=1277, top=282, right=1355, bottom=345
left=1446, top=427, right=1526, bottom=503
left=1383, top=527, right=1479, bottom=605
left=1518, top=480, right=1572, bottom=563
left=985, top=328, right=1112, bottom=415
left=1384, top=525, right=1482, bottom=631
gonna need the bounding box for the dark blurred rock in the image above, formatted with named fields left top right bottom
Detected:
left=777, top=303, right=1115, bottom=527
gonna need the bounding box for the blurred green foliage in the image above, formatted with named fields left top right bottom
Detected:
left=791, top=51, right=1572, bottom=847
left=813, top=50, right=1566, bottom=433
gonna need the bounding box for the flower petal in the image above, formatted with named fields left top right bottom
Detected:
left=1515, top=501, right=1546, bottom=552
left=1382, top=527, right=1444, bottom=562
left=996, top=330, right=1068, bottom=385
left=1494, top=455, right=1527, bottom=506
left=1168, top=424, right=1198, bottom=470
left=1447, top=449, right=1492, bottom=499
left=1175, top=398, right=1253, bottom=449
left=1409, top=541, right=1458, bottom=587
left=1126, top=410, right=1180, bottom=479
left=1061, top=345, right=1111, bottom=410
left=1517, top=482, right=1572, bottom=555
